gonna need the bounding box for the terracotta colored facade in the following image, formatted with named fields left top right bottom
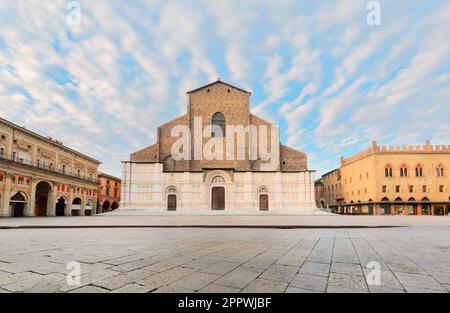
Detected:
left=323, top=141, right=450, bottom=215
left=0, top=117, right=100, bottom=217
left=97, top=172, right=121, bottom=213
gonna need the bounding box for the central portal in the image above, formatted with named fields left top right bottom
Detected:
left=211, top=186, right=225, bottom=210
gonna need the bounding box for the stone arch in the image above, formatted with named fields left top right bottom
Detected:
left=111, top=202, right=119, bottom=210
left=55, top=195, right=68, bottom=216
left=85, top=199, right=94, bottom=215
left=71, top=197, right=83, bottom=216
left=9, top=190, right=29, bottom=217
left=102, top=200, right=110, bottom=212
left=205, top=170, right=232, bottom=184
left=35, top=181, right=53, bottom=217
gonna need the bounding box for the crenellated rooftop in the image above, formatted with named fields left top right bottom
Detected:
left=340, top=140, right=450, bottom=166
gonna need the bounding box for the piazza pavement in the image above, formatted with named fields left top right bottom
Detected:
left=0, top=214, right=450, bottom=293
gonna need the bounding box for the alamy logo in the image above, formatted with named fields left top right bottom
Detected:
left=170, top=117, right=280, bottom=171
left=366, top=1, right=382, bottom=26
left=66, top=261, right=81, bottom=286
left=366, top=261, right=381, bottom=286
left=66, top=1, right=81, bottom=26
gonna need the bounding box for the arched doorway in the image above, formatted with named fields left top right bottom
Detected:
left=421, top=197, right=431, bottom=215
left=55, top=196, right=67, bottom=216
left=85, top=199, right=94, bottom=216
left=167, top=195, right=177, bottom=211
left=211, top=187, right=225, bottom=210
left=259, top=194, right=269, bottom=211
left=368, top=199, right=374, bottom=215
left=166, top=186, right=177, bottom=211
left=10, top=191, right=27, bottom=217
left=258, top=186, right=269, bottom=211
left=381, top=197, right=391, bottom=215
left=72, top=197, right=82, bottom=216
left=407, top=198, right=417, bottom=215
left=102, top=200, right=110, bottom=213
left=111, top=202, right=119, bottom=210
left=394, top=197, right=404, bottom=215
left=35, top=181, right=52, bottom=216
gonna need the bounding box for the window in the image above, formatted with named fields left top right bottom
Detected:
left=395, top=185, right=400, bottom=193
left=384, top=165, right=393, bottom=177
left=212, top=176, right=225, bottom=184
left=12, top=150, right=17, bottom=160
left=400, top=165, right=408, bottom=177
left=62, top=165, right=66, bottom=174
left=77, top=169, right=81, bottom=177
left=422, top=185, right=427, bottom=193
left=36, top=159, right=40, bottom=167
left=415, top=164, right=423, bottom=177
left=0, top=147, right=4, bottom=157
left=211, top=112, right=226, bottom=137
left=437, top=165, right=444, bottom=177
left=409, top=185, right=414, bottom=193
left=439, top=185, right=444, bottom=193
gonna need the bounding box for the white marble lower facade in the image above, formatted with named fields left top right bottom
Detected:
left=120, top=162, right=316, bottom=215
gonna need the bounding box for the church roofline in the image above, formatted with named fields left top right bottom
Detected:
left=186, top=78, right=251, bottom=95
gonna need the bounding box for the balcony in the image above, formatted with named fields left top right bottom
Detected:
left=0, top=152, right=99, bottom=184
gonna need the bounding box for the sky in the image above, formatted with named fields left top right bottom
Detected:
left=0, top=0, right=449, bottom=178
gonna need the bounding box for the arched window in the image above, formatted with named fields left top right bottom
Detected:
left=400, top=164, right=408, bottom=177
left=436, top=164, right=444, bottom=177
left=212, top=176, right=225, bottom=184
left=415, top=164, right=423, bottom=177
left=384, top=164, right=393, bottom=177
left=167, top=186, right=177, bottom=193
left=258, top=186, right=269, bottom=193
left=211, top=112, right=225, bottom=137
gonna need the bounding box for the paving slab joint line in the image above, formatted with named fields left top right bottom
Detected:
left=0, top=225, right=405, bottom=230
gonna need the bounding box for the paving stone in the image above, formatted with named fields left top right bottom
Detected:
left=386, top=262, right=427, bottom=275
left=2, top=273, right=65, bottom=292
left=326, top=285, right=369, bottom=293
left=276, top=255, right=305, bottom=267
left=92, top=269, right=156, bottom=290
left=394, top=272, right=446, bottom=291
left=110, top=258, right=158, bottom=272
left=136, top=267, right=197, bottom=289
left=330, top=262, right=363, bottom=276
left=242, top=278, right=288, bottom=293
left=200, top=261, right=240, bottom=275
left=285, top=286, right=323, bottom=293
left=143, top=257, right=192, bottom=272
left=290, top=274, right=327, bottom=291
left=70, top=286, right=109, bottom=293
left=111, top=283, right=155, bottom=293
left=215, top=266, right=263, bottom=289
left=0, top=271, right=43, bottom=287
left=198, top=283, right=241, bottom=293
left=299, top=262, right=330, bottom=277
left=153, top=285, right=195, bottom=293
left=368, top=286, right=405, bottom=293
left=328, top=273, right=368, bottom=291
left=260, top=264, right=298, bottom=283
left=427, top=271, right=450, bottom=285
left=172, top=272, right=219, bottom=291
left=59, top=269, right=120, bottom=292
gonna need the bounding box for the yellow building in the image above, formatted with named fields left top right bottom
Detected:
left=323, top=141, right=450, bottom=216
left=0, top=117, right=101, bottom=217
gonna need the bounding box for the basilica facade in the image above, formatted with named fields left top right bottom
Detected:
left=120, top=80, right=315, bottom=214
